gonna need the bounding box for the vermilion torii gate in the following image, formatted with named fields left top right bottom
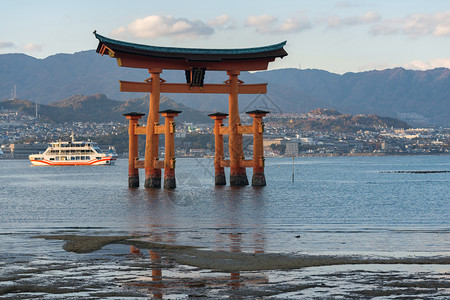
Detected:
left=94, top=32, right=287, bottom=188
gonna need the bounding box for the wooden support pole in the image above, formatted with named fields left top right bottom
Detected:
left=208, top=112, right=228, bottom=185
left=145, top=69, right=162, bottom=188
left=123, top=112, right=145, bottom=187
left=247, top=110, right=269, bottom=186
left=160, top=109, right=181, bottom=189
left=227, top=70, right=248, bottom=186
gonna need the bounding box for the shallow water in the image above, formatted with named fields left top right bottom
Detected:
left=0, top=156, right=449, bottom=298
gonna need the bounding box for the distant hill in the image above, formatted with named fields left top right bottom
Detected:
left=278, top=108, right=410, bottom=132
left=308, top=108, right=342, bottom=116
left=0, top=94, right=210, bottom=124
left=1, top=50, right=449, bottom=126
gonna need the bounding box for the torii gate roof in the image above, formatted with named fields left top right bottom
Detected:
left=94, top=32, right=287, bottom=71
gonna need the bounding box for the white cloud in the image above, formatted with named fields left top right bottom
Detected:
left=111, top=26, right=126, bottom=37
left=245, top=14, right=311, bottom=34
left=245, top=15, right=277, bottom=33
left=371, top=11, right=450, bottom=37
left=207, top=14, right=232, bottom=28
left=279, top=17, right=311, bottom=33
left=0, top=42, right=14, bottom=49
left=112, top=15, right=214, bottom=40
left=23, top=43, right=42, bottom=52
left=404, top=58, right=450, bottom=70
left=326, top=11, right=380, bottom=28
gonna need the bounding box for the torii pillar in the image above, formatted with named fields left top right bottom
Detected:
left=208, top=112, right=228, bottom=185
left=123, top=112, right=145, bottom=188
left=160, top=109, right=181, bottom=189
left=145, top=69, right=163, bottom=188
left=247, top=110, right=269, bottom=186
left=227, top=70, right=249, bottom=186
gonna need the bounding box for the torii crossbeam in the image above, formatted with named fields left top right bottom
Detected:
left=94, top=32, right=287, bottom=188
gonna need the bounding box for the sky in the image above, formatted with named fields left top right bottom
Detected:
left=1, top=0, right=450, bottom=74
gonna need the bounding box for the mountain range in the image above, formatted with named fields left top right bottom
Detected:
left=0, top=94, right=210, bottom=124
left=1, top=95, right=410, bottom=134
left=1, top=50, right=448, bottom=126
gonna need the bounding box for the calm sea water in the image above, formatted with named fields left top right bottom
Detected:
left=1, top=155, right=449, bottom=254
left=0, top=156, right=449, bottom=298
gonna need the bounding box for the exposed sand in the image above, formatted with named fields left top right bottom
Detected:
left=35, top=234, right=450, bottom=272
left=0, top=235, right=445, bottom=299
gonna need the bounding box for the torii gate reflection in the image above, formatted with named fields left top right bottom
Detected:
left=126, top=187, right=267, bottom=298
left=94, top=32, right=287, bottom=188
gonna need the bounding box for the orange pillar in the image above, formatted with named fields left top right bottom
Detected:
left=145, top=69, right=162, bottom=188
left=123, top=112, right=145, bottom=188
left=227, top=70, right=248, bottom=186
left=247, top=110, right=269, bottom=186
left=208, top=112, right=228, bottom=185
left=160, top=109, right=181, bottom=189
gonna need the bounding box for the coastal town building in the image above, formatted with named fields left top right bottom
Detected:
left=285, top=140, right=299, bottom=156
left=1, top=109, right=449, bottom=158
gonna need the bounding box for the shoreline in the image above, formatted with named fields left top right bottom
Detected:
left=2, top=152, right=449, bottom=160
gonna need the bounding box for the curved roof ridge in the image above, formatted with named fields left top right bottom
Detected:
left=94, top=32, right=286, bottom=56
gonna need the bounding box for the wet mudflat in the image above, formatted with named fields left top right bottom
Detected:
left=1, top=236, right=449, bottom=299
left=0, top=233, right=448, bottom=299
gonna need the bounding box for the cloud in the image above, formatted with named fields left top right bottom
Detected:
left=279, top=17, right=311, bottom=33
left=245, top=15, right=277, bottom=33
left=207, top=14, right=233, bottom=28
left=404, top=58, right=450, bottom=70
left=23, top=43, right=42, bottom=52
left=326, top=11, right=380, bottom=28
left=371, top=11, right=450, bottom=37
left=111, top=26, right=126, bottom=37
left=0, top=42, right=14, bottom=49
left=112, top=15, right=214, bottom=40
left=245, top=14, right=311, bottom=34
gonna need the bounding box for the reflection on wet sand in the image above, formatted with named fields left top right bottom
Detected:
left=149, top=250, right=163, bottom=299
left=122, top=186, right=271, bottom=298
left=125, top=245, right=271, bottom=298
left=214, top=187, right=268, bottom=291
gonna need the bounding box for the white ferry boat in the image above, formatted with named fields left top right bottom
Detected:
left=29, top=135, right=116, bottom=166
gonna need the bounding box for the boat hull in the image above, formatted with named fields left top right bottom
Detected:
left=29, top=157, right=116, bottom=166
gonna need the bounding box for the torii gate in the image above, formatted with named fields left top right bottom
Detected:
left=94, top=32, right=287, bottom=188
